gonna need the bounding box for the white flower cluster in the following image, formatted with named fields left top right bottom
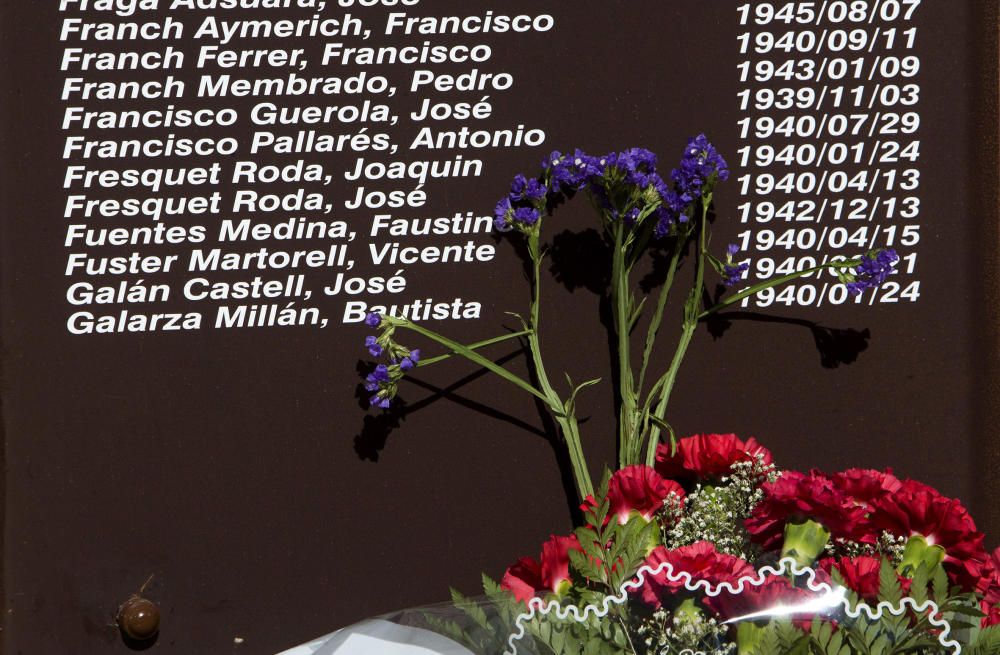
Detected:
left=635, top=607, right=735, bottom=655
left=823, top=531, right=907, bottom=564
left=664, top=456, right=777, bottom=559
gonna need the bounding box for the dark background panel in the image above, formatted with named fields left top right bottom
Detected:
left=0, top=1, right=997, bottom=654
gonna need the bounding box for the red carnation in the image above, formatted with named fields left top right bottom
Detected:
left=869, top=480, right=989, bottom=592
left=501, top=557, right=543, bottom=603
left=832, top=468, right=903, bottom=509
left=638, top=541, right=755, bottom=607
left=703, top=574, right=813, bottom=625
left=501, top=534, right=582, bottom=603
left=983, top=547, right=1000, bottom=601
left=583, top=465, right=685, bottom=526
left=656, top=433, right=773, bottom=481
left=819, top=556, right=882, bottom=600
left=984, top=603, right=1000, bottom=628
left=818, top=556, right=910, bottom=602
left=980, top=547, right=1000, bottom=627
left=745, top=470, right=869, bottom=549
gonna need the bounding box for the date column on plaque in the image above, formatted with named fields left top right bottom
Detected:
left=735, top=0, right=922, bottom=311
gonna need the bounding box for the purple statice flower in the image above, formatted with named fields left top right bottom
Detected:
left=570, top=149, right=604, bottom=183
left=524, top=178, right=547, bottom=200
left=650, top=135, right=729, bottom=238
left=545, top=151, right=578, bottom=192
left=362, top=343, right=422, bottom=408
left=625, top=147, right=658, bottom=170
left=364, top=364, right=391, bottom=392
left=365, top=312, right=382, bottom=328
left=369, top=395, right=391, bottom=409
left=669, top=134, right=729, bottom=210
left=497, top=140, right=728, bottom=241
left=507, top=175, right=547, bottom=203
left=653, top=209, right=675, bottom=239
left=509, top=174, right=547, bottom=202
left=546, top=149, right=601, bottom=194
left=496, top=170, right=549, bottom=233
left=510, top=174, right=529, bottom=198
left=542, top=151, right=563, bottom=170
left=653, top=187, right=689, bottom=238
left=723, top=262, right=749, bottom=287
left=365, top=336, right=383, bottom=358
left=847, top=249, right=899, bottom=296
left=399, top=348, right=421, bottom=372
left=722, top=244, right=749, bottom=287
left=365, top=364, right=394, bottom=408
left=723, top=266, right=746, bottom=286
left=512, top=207, right=540, bottom=226
left=617, top=147, right=659, bottom=188
left=493, top=197, right=513, bottom=231
left=684, top=134, right=729, bottom=181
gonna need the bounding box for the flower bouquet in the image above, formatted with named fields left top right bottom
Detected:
left=347, top=138, right=999, bottom=655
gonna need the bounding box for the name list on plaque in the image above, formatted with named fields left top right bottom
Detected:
left=57, top=0, right=554, bottom=335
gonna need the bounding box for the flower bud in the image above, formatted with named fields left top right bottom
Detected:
left=780, top=519, right=831, bottom=568
left=898, top=535, right=946, bottom=577
left=674, top=598, right=703, bottom=624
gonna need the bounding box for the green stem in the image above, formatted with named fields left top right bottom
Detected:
left=638, top=260, right=864, bottom=466
left=416, top=330, right=533, bottom=368
left=646, top=322, right=696, bottom=462
left=526, top=232, right=594, bottom=500
left=636, top=238, right=683, bottom=400
left=392, top=320, right=548, bottom=403
left=633, top=242, right=682, bottom=467
left=646, top=201, right=711, bottom=459
left=617, top=613, right=639, bottom=655
left=698, top=259, right=862, bottom=320
left=611, top=223, right=638, bottom=467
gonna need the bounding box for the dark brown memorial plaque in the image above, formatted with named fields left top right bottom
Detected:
left=0, top=1, right=997, bottom=653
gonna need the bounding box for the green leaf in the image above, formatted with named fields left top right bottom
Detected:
left=482, top=574, right=503, bottom=598
left=827, top=629, right=847, bottom=655
left=627, top=296, right=647, bottom=332
left=870, top=633, right=892, bottom=655
left=969, top=625, right=1000, bottom=655
left=930, top=562, right=950, bottom=603
left=646, top=413, right=673, bottom=435
left=908, top=562, right=929, bottom=606
left=398, top=319, right=549, bottom=402
left=597, top=468, right=612, bottom=499
left=564, top=377, right=602, bottom=415
left=594, top=499, right=611, bottom=535
left=568, top=548, right=604, bottom=583
left=450, top=588, right=491, bottom=633
left=699, top=258, right=865, bottom=321
left=548, top=622, right=566, bottom=655
left=575, top=526, right=602, bottom=550
left=810, top=618, right=832, bottom=643
left=756, top=623, right=783, bottom=655
left=705, top=252, right=725, bottom=274
left=878, top=556, right=903, bottom=605
left=808, top=618, right=853, bottom=655
left=773, top=619, right=809, bottom=652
